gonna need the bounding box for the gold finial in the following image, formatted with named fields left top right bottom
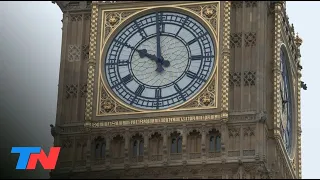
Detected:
left=294, top=33, right=303, bottom=47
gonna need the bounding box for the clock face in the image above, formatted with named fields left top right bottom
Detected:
left=280, top=47, right=293, bottom=154
left=104, top=11, right=216, bottom=110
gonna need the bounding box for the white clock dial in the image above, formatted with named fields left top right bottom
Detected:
left=131, top=36, right=189, bottom=87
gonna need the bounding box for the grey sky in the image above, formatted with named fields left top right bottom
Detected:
left=0, top=1, right=318, bottom=179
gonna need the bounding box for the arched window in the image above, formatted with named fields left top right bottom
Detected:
left=93, top=136, right=106, bottom=159
left=139, top=140, right=144, bottom=155
left=101, top=143, right=106, bottom=158
left=95, top=144, right=100, bottom=158
left=170, top=132, right=182, bottom=153
left=188, top=130, right=201, bottom=153
left=177, top=137, right=182, bottom=153
left=111, top=135, right=125, bottom=159
left=76, top=142, right=86, bottom=161
left=208, top=129, right=221, bottom=153
left=209, top=136, right=215, bottom=152
left=133, top=140, right=138, bottom=156
left=215, top=136, right=221, bottom=152
left=149, top=133, right=163, bottom=156
left=171, top=138, right=176, bottom=153
left=131, top=134, right=144, bottom=157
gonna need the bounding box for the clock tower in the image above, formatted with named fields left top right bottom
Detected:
left=51, top=1, right=303, bottom=179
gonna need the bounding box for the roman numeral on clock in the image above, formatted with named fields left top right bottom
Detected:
left=121, top=74, right=133, bottom=85
left=174, top=83, right=186, bottom=101
left=134, top=21, right=147, bottom=39
left=187, top=32, right=208, bottom=46
left=160, top=12, right=165, bottom=33
left=190, top=55, right=214, bottom=61
left=135, top=85, right=145, bottom=96
left=186, top=71, right=206, bottom=82
left=186, top=70, right=198, bottom=79
left=106, top=60, right=129, bottom=66
left=190, top=55, right=203, bottom=61
left=155, top=88, right=162, bottom=99
left=175, top=17, right=189, bottom=37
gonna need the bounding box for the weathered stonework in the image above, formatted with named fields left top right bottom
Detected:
left=52, top=1, right=302, bottom=179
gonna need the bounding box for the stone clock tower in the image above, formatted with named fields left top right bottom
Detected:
left=51, top=1, right=303, bottom=179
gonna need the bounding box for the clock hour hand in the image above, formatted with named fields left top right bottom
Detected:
left=137, top=49, right=164, bottom=73
left=136, top=49, right=170, bottom=73
left=116, top=40, right=169, bottom=72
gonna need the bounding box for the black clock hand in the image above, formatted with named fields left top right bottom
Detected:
left=138, top=50, right=165, bottom=73
left=156, top=12, right=170, bottom=68
left=115, top=40, right=169, bottom=72
left=136, top=49, right=170, bottom=69
left=156, top=12, right=161, bottom=59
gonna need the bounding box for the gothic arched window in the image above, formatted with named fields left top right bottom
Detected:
left=133, top=140, right=138, bottom=156
left=188, top=130, right=201, bottom=153
left=149, top=133, right=163, bottom=156
left=208, top=129, right=221, bottom=153
left=170, top=132, right=182, bottom=153
left=93, top=136, right=106, bottom=159
left=111, top=135, right=125, bottom=159
left=139, top=140, right=144, bottom=155
left=131, top=134, right=144, bottom=157
left=209, top=136, right=215, bottom=152
left=215, top=136, right=221, bottom=152
left=95, top=144, right=100, bottom=158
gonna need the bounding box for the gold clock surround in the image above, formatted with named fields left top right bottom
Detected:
left=93, top=2, right=221, bottom=117
left=83, top=1, right=232, bottom=129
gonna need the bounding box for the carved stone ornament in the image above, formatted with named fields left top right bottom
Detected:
left=99, top=82, right=131, bottom=114
left=182, top=3, right=219, bottom=36
left=103, top=10, right=137, bottom=45
left=181, top=74, right=217, bottom=109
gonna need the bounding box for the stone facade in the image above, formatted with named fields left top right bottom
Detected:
left=51, top=1, right=302, bottom=179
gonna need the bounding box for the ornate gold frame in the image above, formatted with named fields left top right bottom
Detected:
left=94, top=2, right=221, bottom=117
left=83, top=1, right=231, bottom=128
left=273, top=2, right=301, bottom=178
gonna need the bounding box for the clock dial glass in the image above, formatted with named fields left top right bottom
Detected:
left=104, top=11, right=215, bottom=110
left=280, top=47, right=293, bottom=154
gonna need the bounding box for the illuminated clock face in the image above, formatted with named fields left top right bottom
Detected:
left=280, top=47, right=293, bottom=154
left=104, top=11, right=216, bottom=110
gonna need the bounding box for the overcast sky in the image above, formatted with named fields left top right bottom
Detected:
left=0, top=1, right=319, bottom=179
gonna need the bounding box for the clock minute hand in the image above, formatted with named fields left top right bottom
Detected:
left=156, top=13, right=170, bottom=69
left=156, top=12, right=161, bottom=59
